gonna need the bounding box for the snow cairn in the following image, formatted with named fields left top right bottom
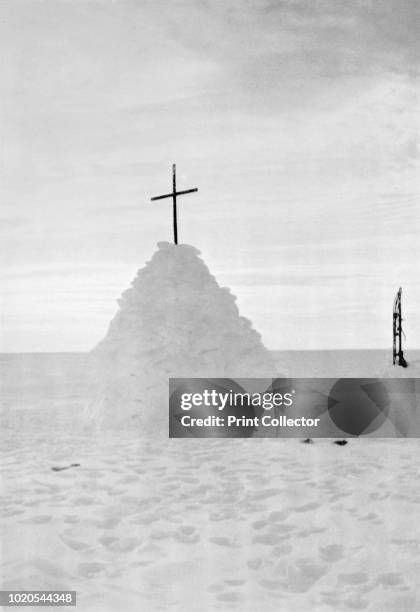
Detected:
left=88, top=242, right=277, bottom=434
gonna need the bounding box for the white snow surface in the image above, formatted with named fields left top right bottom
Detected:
left=89, top=242, right=277, bottom=431
left=1, top=353, right=420, bottom=611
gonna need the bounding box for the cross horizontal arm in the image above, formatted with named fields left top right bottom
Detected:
left=176, top=188, right=198, bottom=196
left=151, top=187, right=198, bottom=201
left=151, top=193, right=173, bottom=201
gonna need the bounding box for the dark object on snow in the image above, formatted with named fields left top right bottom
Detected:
left=301, top=438, right=313, bottom=444
left=334, top=440, right=348, bottom=446
left=393, top=288, right=408, bottom=368
left=151, top=164, right=198, bottom=245
left=51, top=463, right=81, bottom=472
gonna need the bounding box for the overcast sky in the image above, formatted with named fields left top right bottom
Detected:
left=1, top=0, right=419, bottom=351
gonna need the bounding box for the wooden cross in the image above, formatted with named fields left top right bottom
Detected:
left=151, top=164, right=198, bottom=244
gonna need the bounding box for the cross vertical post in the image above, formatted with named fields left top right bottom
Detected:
left=151, top=164, right=198, bottom=245
left=172, top=164, right=178, bottom=245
